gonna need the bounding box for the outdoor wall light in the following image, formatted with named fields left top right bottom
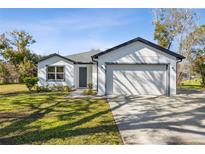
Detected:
left=172, top=66, right=175, bottom=71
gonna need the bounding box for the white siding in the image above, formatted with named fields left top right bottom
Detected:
left=92, top=64, right=97, bottom=89
left=38, top=56, right=97, bottom=88
left=38, top=56, right=74, bottom=87
left=97, top=41, right=177, bottom=96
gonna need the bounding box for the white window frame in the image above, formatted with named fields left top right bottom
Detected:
left=47, top=66, right=65, bottom=81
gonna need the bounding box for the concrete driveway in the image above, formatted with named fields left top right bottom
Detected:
left=108, top=89, right=205, bottom=144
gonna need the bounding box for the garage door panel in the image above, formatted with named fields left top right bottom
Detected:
left=106, top=64, right=167, bottom=95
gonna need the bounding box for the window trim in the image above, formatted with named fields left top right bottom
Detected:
left=46, top=65, right=65, bottom=81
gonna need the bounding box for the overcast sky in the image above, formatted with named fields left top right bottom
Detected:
left=0, top=8, right=205, bottom=56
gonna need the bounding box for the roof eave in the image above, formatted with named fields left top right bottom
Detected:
left=92, top=37, right=185, bottom=60
left=37, top=53, right=75, bottom=63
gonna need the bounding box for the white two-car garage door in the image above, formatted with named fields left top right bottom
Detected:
left=106, top=64, right=168, bottom=95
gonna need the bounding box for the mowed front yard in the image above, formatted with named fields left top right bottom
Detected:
left=0, top=84, right=122, bottom=144
left=179, top=78, right=205, bottom=90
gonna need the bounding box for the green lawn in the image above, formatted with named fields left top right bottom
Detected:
left=179, top=78, right=205, bottom=90
left=0, top=84, right=122, bottom=144
left=0, top=84, right=28, bottom=94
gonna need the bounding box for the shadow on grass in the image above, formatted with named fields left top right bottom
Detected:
left=0, top=110, right=118, bottom=144
left=0, top=91, right=30, bottom=97
left=0, top=92, right=69, bottom=100
left=177, top=87, right=205, bottom=94
left=0, top=93, right=122, bottom=144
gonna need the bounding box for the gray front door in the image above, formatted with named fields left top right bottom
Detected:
left=79, top=67, right=87, bottom=88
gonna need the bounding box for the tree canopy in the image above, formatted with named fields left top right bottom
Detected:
left=0, top=30, right=41, bottom=83
left=153, top=9, right=205, bottom=85
left=153, top=9, right=198, bottom=50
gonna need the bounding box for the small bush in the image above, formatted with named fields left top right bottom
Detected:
left=50, top=85, right=71, bottom=92
left=58, top=85, right=64, bottom=91
left=50, top=85, right=57, bottom=92
left=35, top=85, right=42, bottom=92
left=52, top=85, right=64, bottom=91
left=35, top=85, right=72, bottom=93
left=88, top=82, right=93, bottom=90
left=23, top=77, right=38, bottom=92
left=35, top=85, right=51, bottom=92
left=63, top=86, right=71, bottom=92
left=44, top=85, right=50, bottom=92
left=83, top=83, right=96, bottom=95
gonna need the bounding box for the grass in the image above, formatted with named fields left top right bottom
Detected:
left=179, top=78, right=205, bottom=90
left=0, top=84, right=28, bottom=94
left=0, top=84, right=122, bottom=145
left=83, top=89, right=97, bottom=95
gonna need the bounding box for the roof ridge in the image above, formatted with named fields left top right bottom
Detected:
left=66, top=49, right=101, bottom=57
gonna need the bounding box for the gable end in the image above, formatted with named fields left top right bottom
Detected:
left=92, top=37, right=185, bottom=60
left=38, top=53, right=75, bottom=63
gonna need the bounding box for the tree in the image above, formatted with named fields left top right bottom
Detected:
left=0, top=31, right=36, bottom=67
left=153, top=9, right=200, bottom=85
left=192, top=49, right=205, bottom=87
left=154, top=21, right=171, bottom=48
left=0, top=33, right=9, bottom=50
left=189, top=25, right=205, bottom=86
left=0, top=30, right=41, bottom=82
left=0, top=61, right=9, bottom=83
left=18, top=58, right=36, bottom=79
left=0, top=61, right=21, bottom=84
left=153, top=9, right=198, bottom=50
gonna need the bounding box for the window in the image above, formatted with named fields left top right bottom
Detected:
left=47, top=66, right=65, bottom=81
left=47, top=66, right=55, bottom=80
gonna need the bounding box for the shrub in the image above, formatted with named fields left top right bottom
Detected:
left=35, top=85, right=42, bottom=92
left=59, top=85, right=64, bottom=91
left=35, top=85, right=50, bottom=92
left=49, top=85, right=71, bottom=92
left=63, top=86, right=71, bottom=92
left=44, top=85, right=50, bottom=92
left=35, top=85, right=72, bottom=93
left=88, top=82, right=93, bottom=90
left=50, top=85, right=57, bottom=92
left=23, top=77, right=38, bottom=92
left=53, top=85, right=64, bottom=91
left=83, top=83, right=96, bottom=95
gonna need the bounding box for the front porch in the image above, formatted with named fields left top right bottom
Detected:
left=74, top=64, right=97, bottom=89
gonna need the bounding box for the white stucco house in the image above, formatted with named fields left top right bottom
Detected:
left=38, top=37, right=185, bottom=96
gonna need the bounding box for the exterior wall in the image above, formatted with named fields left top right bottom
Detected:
left=38, top=56, right=74, bottom=87
left=74, top=64, right=94, bottom=88
left=38, top=56, right=97, bottom=88
left=97, top=41, right=177, bottom=96
left=92, top=64, right=97, bottom=89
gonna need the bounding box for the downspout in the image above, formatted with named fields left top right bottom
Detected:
left=91, top=56, right=98, bottom=92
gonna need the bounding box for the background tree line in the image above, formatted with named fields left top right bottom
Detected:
left=0, top=31, right=42, bottom=84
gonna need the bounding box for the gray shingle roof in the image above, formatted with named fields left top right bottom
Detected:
left=66, top=49, right=101, bottom=63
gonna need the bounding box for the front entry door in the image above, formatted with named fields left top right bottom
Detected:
left=79, top=67, right=87, bottom=88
